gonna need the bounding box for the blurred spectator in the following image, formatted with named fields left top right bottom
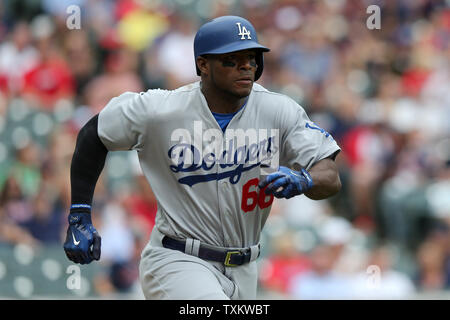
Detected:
left=4, top=143, right=42, bottom=199
left=109, top=232, right=146, bottom=293
left=353, top=245, right=416, bottom=299
left=287, top=242, right=354, bottom=299
left=83, top=47, right=143, bottom=113
left=0, top=176, right=37, bottom=246
left=116, top=2, right=170, bottom=52
left=416, top=236, right=449, bottom=291
left=94, top=230, right=146, bottom=296
left=62, top=30, right=98, bottom=98
left=341, top=121, right=394, bottom=228
left=0, top=21, right=38, bottom=96
left=259, top=231, right=311, bottom=295
left=41, top=127, right=78, bottom=209
left=280, top=23, right=336, bottom=88
left=93, top=199, right=145, bottom=295
left=156, top=13, right=199, bottom=89
left=414, top=201, right=450, bottom=291
left=21, top=186, right=64, bottom=244
left=122, top=174, right=157, bottom=239
left=287, top=216, right=356, bottom=299
left=98, top=201, right=136, bottom=264
left=21, top=16, right=75, bottom=110
left=0, top=175, right=32, bottom=224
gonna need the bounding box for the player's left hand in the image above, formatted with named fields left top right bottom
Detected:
left=258, top=166, right=314, bottom=199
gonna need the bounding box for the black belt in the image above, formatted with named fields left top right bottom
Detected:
left=162, top=236, right=259, bottom=267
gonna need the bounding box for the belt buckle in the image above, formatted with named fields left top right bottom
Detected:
left=224, top=251, right=241, bottom=267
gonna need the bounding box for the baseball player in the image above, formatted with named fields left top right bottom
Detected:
left=64, top=16, right=341, bottom=299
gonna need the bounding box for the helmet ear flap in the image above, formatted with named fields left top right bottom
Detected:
left=254, top=51, right=264, bottom=81
left=195, top=58, right=201, bottom=76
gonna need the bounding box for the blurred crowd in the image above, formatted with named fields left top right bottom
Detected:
left=0, top=0, right=449, bottom=299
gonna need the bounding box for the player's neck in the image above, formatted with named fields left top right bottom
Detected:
left=200, top=82, right=247, bottom=114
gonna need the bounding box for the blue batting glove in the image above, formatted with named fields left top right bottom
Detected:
left=258, top=166, right=314, bottom=199
left=63, top=212, right=101, bottom=265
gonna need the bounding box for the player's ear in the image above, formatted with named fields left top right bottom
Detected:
left=196, top=56, right=210, bottom=77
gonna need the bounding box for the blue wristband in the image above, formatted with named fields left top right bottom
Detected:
left=70, top=204, right=92, bottom=210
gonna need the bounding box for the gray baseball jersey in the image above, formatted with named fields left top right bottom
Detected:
left=98, top=81, right=340, bottom=249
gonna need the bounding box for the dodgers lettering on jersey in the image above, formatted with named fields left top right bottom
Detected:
left=168, top=121, right=279, bottom=187
left=98, top=82, right=340, bottom=247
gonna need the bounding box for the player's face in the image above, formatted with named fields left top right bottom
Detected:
left=207, top=50, right=257, bottom=98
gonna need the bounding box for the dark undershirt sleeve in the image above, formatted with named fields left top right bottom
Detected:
left=70, top=114, right=108, bottom=213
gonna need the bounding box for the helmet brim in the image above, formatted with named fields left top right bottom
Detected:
left=197, top=41, right=270, bottom=57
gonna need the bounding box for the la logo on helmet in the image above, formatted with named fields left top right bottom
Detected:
left=236, top=22, right=251, bottom=40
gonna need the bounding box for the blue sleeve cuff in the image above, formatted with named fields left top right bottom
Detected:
left=70, top=204, right=92, bottom=210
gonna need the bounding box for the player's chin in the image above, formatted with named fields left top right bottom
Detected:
left=232, top=81, right=253, bottom=97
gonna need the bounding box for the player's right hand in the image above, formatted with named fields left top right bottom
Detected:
left=63, top=212, right=101, bottom=264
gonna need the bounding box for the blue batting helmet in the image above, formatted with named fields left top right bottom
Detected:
left=194, top=16, right=270, bottom=81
